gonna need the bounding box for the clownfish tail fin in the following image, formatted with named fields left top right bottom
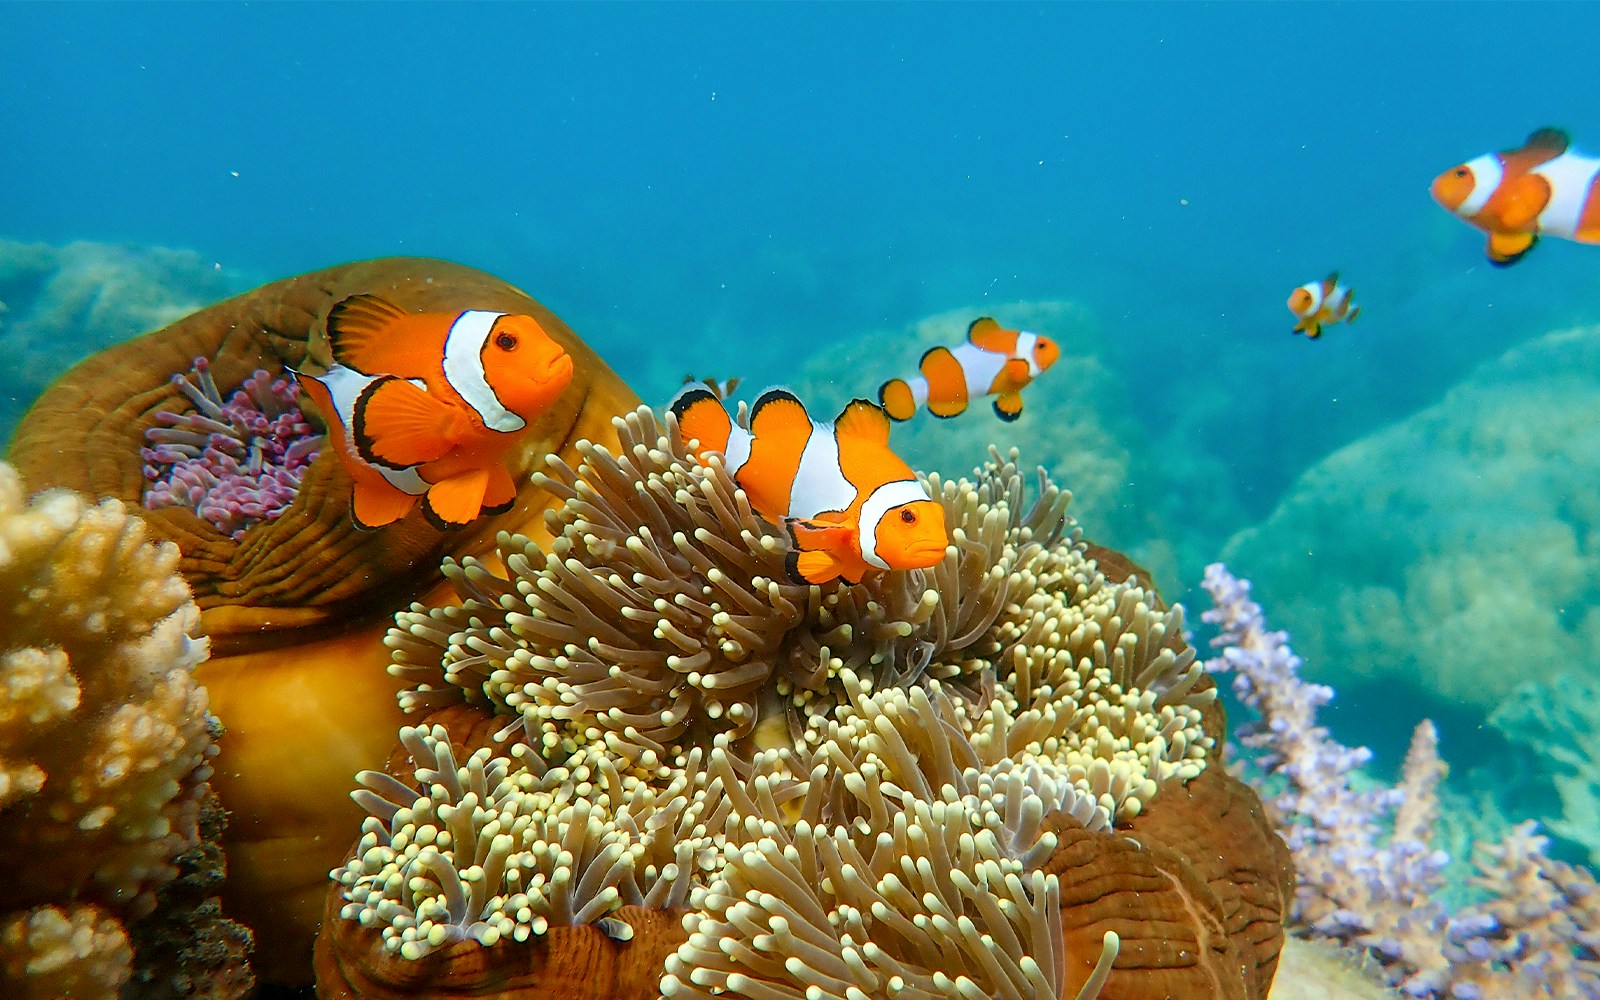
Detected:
left=879, top=378, right=917, bottom=422
left=668, top=384, right=733, bottom=455
left=1348, top=305, right=1361, bottom=324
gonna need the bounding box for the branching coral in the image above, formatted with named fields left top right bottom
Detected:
left=0, top=904, right=132, bottom=1000
left=1201, top=561, right=1600, bottom=997
left=0, top=461, right=214, bottom=917
left=0, top=459, right=241, bottom=996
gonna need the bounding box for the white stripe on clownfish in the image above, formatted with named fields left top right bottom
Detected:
left=1014, top=331, right=1044, bottom=376
left=1533, top=152, right=1600, bottom=239
left=1458, top=154, right=1502, bottom=217
left=858, top=479, right=932, bottom=571
left=442, top=310, right=527, bottom=433
left=1293, top=281, right=1324, bottom=314
left=308, top=364, right=429, bottom=496
left=787, top=415, right=857, bottom=520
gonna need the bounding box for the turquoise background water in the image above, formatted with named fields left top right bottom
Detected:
left=8, top=2, right=1600, bottom=866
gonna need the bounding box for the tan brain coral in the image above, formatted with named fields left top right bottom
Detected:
left=319, top=407, right=1292, bottom=999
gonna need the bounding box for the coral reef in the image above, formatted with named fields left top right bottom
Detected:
left=1489, top=672, right=1600, bottom=868
left=0, top=238, right=245, bottom=438
left=1202, top=562, right=1600, bottom=997
left=0, top=460, right=249, bottom=998
left=6, top=257, right=642, bottom=982
left=317, top=409, right=1293, bottom=999
left=1221, top=324, right=1600, bottom=715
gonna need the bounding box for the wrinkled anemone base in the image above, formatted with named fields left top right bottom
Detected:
left=199, top=624, right=408, bottom=980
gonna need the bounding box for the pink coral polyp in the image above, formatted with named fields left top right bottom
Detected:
left=141, top=356, right=323, bottom=539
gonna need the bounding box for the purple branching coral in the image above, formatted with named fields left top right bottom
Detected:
left=141, top=356, right=322, bottom=539
left=1200, top=562, right=1600, bottom=998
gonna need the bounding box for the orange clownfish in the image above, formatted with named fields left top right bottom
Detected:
left=668, top=385, right=948, bottom=585
left=878, top=317, right=1060, bottom=423
left=1431, top=127, right=1600, bottom=267
left=293, top=294, right=575, bottom=530
left=1287, top=273, right=1360, bottom=340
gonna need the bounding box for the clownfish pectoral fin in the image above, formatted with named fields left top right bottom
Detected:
left=966, top=316, right=1008, bottom=352
left=788, top=548, right=870, bottom=586
left=422, top=468, right=491, bottom=529
left=878, top=378, right=918, bottom=422
left=834, top=398, right=892, bottom=445
left=668, top=384, right=735, bottom=455
left=748, top=388, right=813, bottom=442
left=918, top=346, right=969, bottom=419
left=354, top=376, right=467, bottom=469
left=349, top=475, right=419, bottom=531
left=1498, top=174, right=1553, bottom=231
left=481, top=463, right=519, bottom=516
left=993, top=392, right=1024, bottom=422
left=326, top=294, right=413, bottom=373
left=1487, top=230, right=1538, bottom=267
left=998, top=357, right=1032, bottom=392
left=1301, top=322, right=1323, bottom=340
left=784, top=519, right=864, bottom=585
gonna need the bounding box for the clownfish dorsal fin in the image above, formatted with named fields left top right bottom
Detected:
left=1323, top=271, right=1341, bottom=290
left=1523, top=127, right=1570, bottom=157
left=327, top=294, right=414, bottom=374
left=748, top=387, right=812, bottom=440
left=966, top=316, right=1007, bottom=352
left=833, top=398, right=892, bottom=445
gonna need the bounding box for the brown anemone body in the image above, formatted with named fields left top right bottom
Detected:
left=7, top=258, right=640, bottom=983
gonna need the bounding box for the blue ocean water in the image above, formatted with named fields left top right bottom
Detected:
left=8, top=0, right=1600, bottom=947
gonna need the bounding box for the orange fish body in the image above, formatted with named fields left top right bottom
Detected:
left=878, top=317, right=1061, bottom=423
left=1431, top=127, right=1600, bottom=266
left=293, top=294, right=574, bottom=529
left=1287, top=273, right=1360, bottom=340
left=669, top=386, right=948, bottom=585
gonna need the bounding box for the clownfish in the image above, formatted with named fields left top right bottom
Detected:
left=668, top=385, right=948, bottom=585
left=292, top=294, right=575, bottom=530
left=1287, top=273, right=1360, bottom=340
left=1431, top=128, right=1600, bottom=267
left=878, top=317, right=1060, bottom=423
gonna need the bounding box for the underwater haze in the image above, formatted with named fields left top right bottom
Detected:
left=9, top=1, right=1600, bottom=991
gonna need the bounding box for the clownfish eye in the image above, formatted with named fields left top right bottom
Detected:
left=900, top=508, right=917, bottom=524
left=495, top=330, right=518, bottom=351
left=1453, top=167, right=1469, bottom=178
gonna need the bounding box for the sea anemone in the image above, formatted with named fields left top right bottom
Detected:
left=141, top=356, right=322, bottom=539
left=320, top=406, right=1290, bottom=999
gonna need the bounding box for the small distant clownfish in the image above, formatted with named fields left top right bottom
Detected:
left=1431, top=127, right=1600, bottom=267
left=1287, top=273, right=1360, bottom=340
left=878, top=317, right=1061, bottom=423
left=292, top=294, right=575, bottom=530
left=668, top=385, right=948, bottom=585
